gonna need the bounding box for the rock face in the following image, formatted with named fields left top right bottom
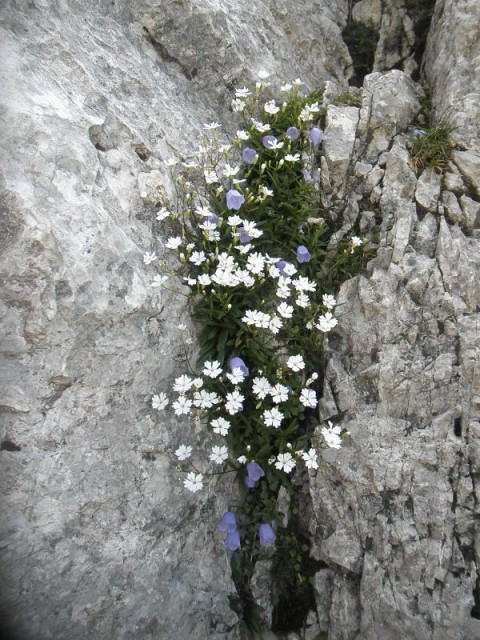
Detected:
left=0, top=1, right=479, bottom=640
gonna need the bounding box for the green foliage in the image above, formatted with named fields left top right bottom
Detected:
left=342, top=19, right=379, bottom=86
left=410, top=122, right=456, bottom=174
left=155, top=78, right=372, bottom=634
left=331, top=91, right=362, bottom=107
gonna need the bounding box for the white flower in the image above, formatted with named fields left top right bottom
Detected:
left=270, top=383, right=289, bottom=404
left=301, top=448, right=318, bottom=470
left=263, top=407, right=284, bottom=428
left=152, top=392, right=169, bottom=410
left=156, top=207, right=171, bottom=221
left=292, top=276, right=316, bottom=292
left=231, top=98, right=246, bottom=112
left=299, top=388, right=317, bottom=408
left=264, top=100, right=280, bottom=114
left=211, top=417, right=230, bottom=436
left=280, top=83, right=293, bottom=92
left=242, top=220, right=263, bottom=239
left=189, top=251, right=206, bottom=266
left=196, top=205, right=214, bottom=217
left=172, top=396, right=193, bottom=415
left=236, top=129, right=250, bottom=140
left=193, top=389, right=219, bottom=409
left=285, top=153, right=301, bottom=162
left=275, top=452, right=296, bottom=473
left=178, top=323, right=186, bottom=331
left=175, top=444, right=192, bottom=460
left=237, top=455, right=247, bottom=464
left=296, top=292, right=310, bottom=308
left=287, top=355, right=305, bottom=372
left=151, top=275, right=168, bottom=288
left=182, top=161, right=198, bottom=169
left=143, top=252, right=157, bottom=265
left=184, top=472, right=203, bottom=493
left=223, top=164, right=240, bottom=178
left=204, top=122, right=221, bottom=130
left=210, top=446, right=229, bottom=464
left=252, top=377, right=272, bottom=399
left=260, top=185, right=274, bottom=197
left=277, top=302, right=294, bottom=319
left=267, top=140, right=284, bottom=150
left=293, top=78, right=304, bottom=86
left=268, top=316, right=283, bottom=334
left=322, top=294, right=336, bottom=309
left=235, top=87, right=251, bottom=98
left=350, top=236, right=363, bottom=252
left=283, top=263, right=297, bottom=276
left=246, top=252, right=265, bottom=275
left=203, top=360, right=223, bottom=378
left=316, top=312, right=338, bottom=332
left=228, top=215, right=243, bottom=226
left=305, top=372, right=319, bottom=386
left=166, top=236, right=182, bottom=250
left=227, top=367, right=246, bottom=385
left=251, top=118, right=271, bottom=133
left=204, top=170, right=220, bottom=184
left=197, top=274, right=212, bottom=286
left=165, top=158, right=178, bottom=167
left=258, top=70, right=270, bottom=80
left=192, top=378, right=203, bottom=389
left=173, top=375, right=194, bottom=393
left=225, top=390, right=244, bottom=415
left=321, top=422, right=342, bottom=449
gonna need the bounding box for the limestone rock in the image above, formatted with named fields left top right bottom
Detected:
left=323, top=105, right=359, bottom=193
left=415, top=167, right=441, bottom=212
left=424, top=0, right=480, bottom=151
left=352, top=0, right=382, bottom=29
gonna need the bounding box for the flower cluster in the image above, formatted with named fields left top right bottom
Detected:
left=148, top=72, right=366, bottom=586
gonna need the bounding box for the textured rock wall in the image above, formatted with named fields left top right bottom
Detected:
left=1, top=0, right=479, bottom=639
left=0, top=1, right=350, bottom=639
left=308, top=1, right=480, bottom=638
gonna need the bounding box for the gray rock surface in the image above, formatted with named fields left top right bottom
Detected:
left=1, top=0, right=479, bottom=639
left=0, top=1, right=349, bottom=638
left=424, top=0, right=480, bottom=151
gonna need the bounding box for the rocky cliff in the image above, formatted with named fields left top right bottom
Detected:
left=0, top=1, right=479, bottom=639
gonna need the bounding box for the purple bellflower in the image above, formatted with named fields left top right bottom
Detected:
left=258, top=523, right=276, bottom=546
left=219, top=511, right=237, bottom=533
left=296, top=245, right=311, bottom=264
left=226, top=189, right=245, bottom=210
left=242, top=147, right=257, bottom=164
left=262, top=135, right=277, bottom=149
left=246, top=462, right=265, bottom=488
left=275, top=259, right=287, bottom=275
left=285, top=126, right=300, bottom=141
left=309, top=127, right=325, bottom=145
left=224, top=529, right=241, bottom=551
left=238, top=227, right=251, bottom=244
left=229, top=356, right=249, bottom=376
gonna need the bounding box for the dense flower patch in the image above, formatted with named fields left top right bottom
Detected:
left=147, top=71, right=366, bottom=631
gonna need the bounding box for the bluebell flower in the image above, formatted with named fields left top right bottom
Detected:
left=258, top=523, right=276, bottom=546
left=246, top=462, right=265, bottom=488
left=296, top=245, right=311, bottom=263
left=242, top=147, right=257, bottom=164
left=238, top=227, right=251, bottom=244
left=205, top=213, right=219, bottom=224
left=262, top=135, right=277, bottom=149
left=275, top=259, right=287, bottom=275
left=229, top=356, right=249, bottom=376
left=302, top=169, right=312, bottom=182
left=219, top=511, right=237, bottom=533
left=224, top=529, right=241, bottom=551
left=309, top=127, right=325, bottom=145
left=226, top=189, right=245, bottom=210
left=285, top=126, right=299, bottom=141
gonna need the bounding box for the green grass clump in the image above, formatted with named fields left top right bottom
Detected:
left=410, top=122, right=456, bottom=174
